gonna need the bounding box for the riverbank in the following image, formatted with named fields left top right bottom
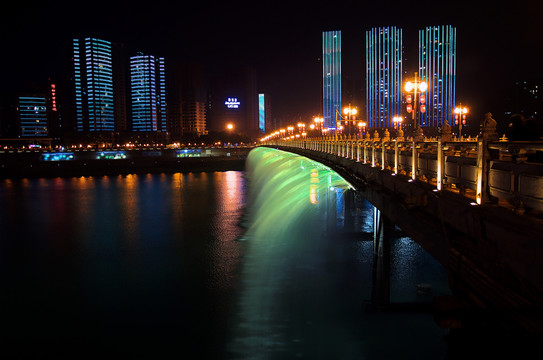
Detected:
left=0, top=147, right=251, bottom=179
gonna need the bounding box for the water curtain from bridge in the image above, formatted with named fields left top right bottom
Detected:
left=232, top=147, right=357, bottom=355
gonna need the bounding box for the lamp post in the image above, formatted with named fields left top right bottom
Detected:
left=404, top=72, right=427, bottom=139
left=454, top=105, right=468, bottom=140
left=314, top=116, right=324, bottom=135
left=392, top=116, right=403, bottom=130
left=358, top=121, right=366, bottom=136
left=343, top=105, right=358, bottom=136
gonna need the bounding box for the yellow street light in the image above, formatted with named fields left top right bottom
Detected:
left=454, top=104, right=469, bottom=140
left=342, top=105, right=358, bottom=136
left=392, top=116, right=403, bottom=129
left=226, top=123, right=234, bottom=130
left=404, top=72, right=427, bottom=134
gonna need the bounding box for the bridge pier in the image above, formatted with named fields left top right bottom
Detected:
left=369, top=207, right=394, bottom=310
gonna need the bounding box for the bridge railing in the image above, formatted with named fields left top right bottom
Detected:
left=262, top=114, right=543, bottom=213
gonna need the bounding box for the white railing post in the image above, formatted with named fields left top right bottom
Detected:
left=437, top=139, right=443, bottom=190
left=394, top=141, right=399, bottom=174
left=412, top=140, right=417, bottom=180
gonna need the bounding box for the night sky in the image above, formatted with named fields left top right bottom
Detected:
left=2, top=0, right=543, bottom=125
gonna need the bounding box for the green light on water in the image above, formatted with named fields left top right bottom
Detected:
left=231, top=147, right=354, bottom=352
left=243, top=147, right=353, bottom=241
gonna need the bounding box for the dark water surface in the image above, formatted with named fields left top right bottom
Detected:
left=1, top=149, right=451, bottom=358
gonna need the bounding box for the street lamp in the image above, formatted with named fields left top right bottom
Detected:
left=314, top=116, right=324, bottom=135
left=343, top=106, right=358, bottom=136
left=226, top=123, right=234, bottom=131
left=454, top=105, right=468, bottom=140
left=392, top=116, right=403, bottom=130
left=404, top=72, right=427, bottom=138
left=357, top=121, right=366, bottom=135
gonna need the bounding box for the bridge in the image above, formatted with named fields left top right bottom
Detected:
left=261, top=114, right=543, bottom=337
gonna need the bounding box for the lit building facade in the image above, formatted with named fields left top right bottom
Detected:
left=73, top=38, right=115, bottom=131
left=18, top=95, right=48, bottom=137
left=322, top=30, right=341, bottom=129
left=418, top=25, right=456, bottom=127
left=167, top=63, right=207, bottom=138
left=258, top=93, right=266, bottom=134
left=366, top=26, right=403, bottom=128
left=130, top=53, right=167, bottom=131
left=207, top=66, right=258, bottom=138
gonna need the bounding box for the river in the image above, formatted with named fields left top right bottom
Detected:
left=1, top=147, right=450, bottom=358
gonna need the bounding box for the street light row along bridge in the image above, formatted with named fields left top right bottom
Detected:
left=260, top=113, right=543, bottom=335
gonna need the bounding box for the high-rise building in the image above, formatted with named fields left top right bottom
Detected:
left=73, top=38, right=115, bottom=132
left=167, top=62, right=207, bottom=138
left=130, top=53, right=167, bottom=132
left=418, top=25, right=456, bottom=127
left=112, top=42, right=129, bottom=132
left=258, top=93, right=273, bottom=134
left=207, top=66, right=258, bottom=138
left=322, top=31, right=341, bottom=130
left=18, top=95, right=48, bottom=137
left=506, top=80, right=542, bottom=120
left=366, top=26, right=403, bottom=128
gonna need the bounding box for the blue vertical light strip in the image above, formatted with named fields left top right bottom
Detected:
left=158, top=57, right=167, bottom=132
left=322, top=30, right=341, bottom=129
left=258, top=94, right=265, bottom=133
left=73, top=39, right=84, bottom=131
left=419, top=25, right=456, bottom=127
left=19, top=96, right=48, bottom=137
left=366, top=27, right=402, bottom=128
left=150, top=56, right=157, bottom=131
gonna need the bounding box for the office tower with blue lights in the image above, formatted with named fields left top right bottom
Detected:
left=73, top=38, right=115, bottom=132
left=418, top=25, right=456, bottom=127
left=130, top=53, right=167, bottom=132
left=18, top=95, right=48, bottom=137
left=322, top=30, right=341, bottom=129
left=258, top=93, right=273, bottom=134
left=366, top=26, right=403, bottom=128
left=258, top=93, right=265, bottom=134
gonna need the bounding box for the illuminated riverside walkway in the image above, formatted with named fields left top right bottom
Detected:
left=261, top=114, right=543, bottom=335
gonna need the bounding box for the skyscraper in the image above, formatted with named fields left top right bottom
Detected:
left=18, top=95, right=48, bottom=137
left=366, top=26, right=403, bottom=128
left=130, top=53, right=167, bottom=132
left=168, top=62, right=207, bottom=139
left=73, top=38, right=115, bottom=132
left=418, top=25, right=456, bottom=127
left=258, top=93, right=273, bottom=134
left=322, top=30, right=341, bottom=129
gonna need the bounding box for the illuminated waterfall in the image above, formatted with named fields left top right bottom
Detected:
left=230, top=147, right=354, bottom=357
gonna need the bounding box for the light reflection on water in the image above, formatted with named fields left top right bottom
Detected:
left=228, top=148, right=450, bottom=359
left=0, top=171, right=247, bottom=358
left=0, top=150, right=450, bottom=358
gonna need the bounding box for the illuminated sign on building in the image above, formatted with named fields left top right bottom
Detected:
left=50, top=84, right=57, bottom=111
left=225, top=97, right=240, bottom=109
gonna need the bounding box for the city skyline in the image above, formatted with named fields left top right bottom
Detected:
left=2, top=1, right=543, bottom=130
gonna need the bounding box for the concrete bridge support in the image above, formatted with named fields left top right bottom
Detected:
left=371, top=207, right=394, bottom=310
